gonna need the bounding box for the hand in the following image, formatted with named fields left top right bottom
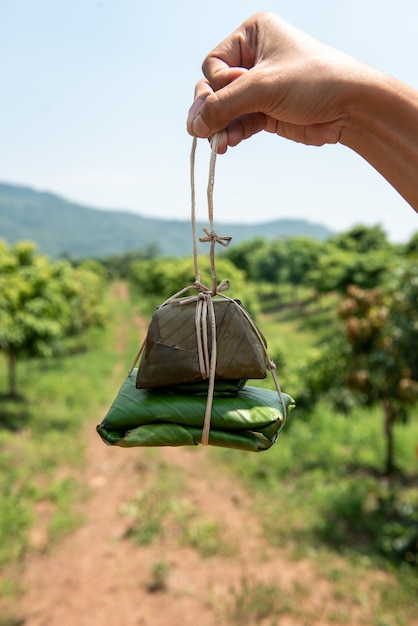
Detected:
left=187, top=12, right=418, bottom=212
left=187, top=12, right=371, bottom=153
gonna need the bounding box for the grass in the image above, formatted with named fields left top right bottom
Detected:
left=146, top=560, right=171, bottom=593
left=121, top=458, right=182, bottom=546
left=121, top=454, right=234, bottom=558
left=0, top=283, right=122, bottom=574
left=223, top=576, right=293, bottom=625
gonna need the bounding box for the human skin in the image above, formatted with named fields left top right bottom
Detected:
left=187, top=12, right=418, bottom=212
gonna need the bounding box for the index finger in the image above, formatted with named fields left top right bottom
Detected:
left=202, top=28, right=255, bottom=91
left=186, top=79, right=214, bottom=135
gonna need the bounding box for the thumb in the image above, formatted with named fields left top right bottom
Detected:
left=192, top=68, right=264, bottom=137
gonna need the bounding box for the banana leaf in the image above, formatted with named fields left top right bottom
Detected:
left=96, top=369, right=295, bottom=452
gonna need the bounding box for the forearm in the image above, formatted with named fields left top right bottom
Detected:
left=340, top=72, right=418, bottom=212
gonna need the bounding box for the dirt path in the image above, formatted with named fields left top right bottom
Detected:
left=17, top=430, right=324, bottom=626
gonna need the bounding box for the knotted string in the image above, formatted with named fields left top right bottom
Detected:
left=190, top=134, right=232, bottom=293
left=188, top=134, right=287, bottom=445
left=188, top=133, right=232, bottom=444
left=130, top=134, right=287, bottom=447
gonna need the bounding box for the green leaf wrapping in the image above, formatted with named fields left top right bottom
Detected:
left=96, top=369, right=295, bottom=452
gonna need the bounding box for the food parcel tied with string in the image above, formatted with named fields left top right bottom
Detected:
left=96, top=135, right=295, bottom=452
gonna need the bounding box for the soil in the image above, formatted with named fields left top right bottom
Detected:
left=17, top=432, right=328, bottom=626
left=4, top=284, right=413, bottom=626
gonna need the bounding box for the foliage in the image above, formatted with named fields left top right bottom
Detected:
left=129, top=254, right=261, bottom=317
left=225, top=576, right=291, bottom=625
left=146, top=561, right=170, bottom=593
left=224, top=237, right=271, bottom=280
left=404, top=230, right=418, bottom=257
left=308, top=226, right=393, bottom=293
left=224, top=225, right=405, bottom=297
left=299, top=261, right=418, bottom=475
left=280, top=236, right=324, bottom=288
left=309, top=247, right=393, bottom=293
left=0, top=240, right=107, bottom=396
left=100, top=244, right=160, bottom=279
left=225, top=235, right=324, bottom=289
left=329, top=224, right=390, bottom=253
left=317, top=478, right=418, bottom=566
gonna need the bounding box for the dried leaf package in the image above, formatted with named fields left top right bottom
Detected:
left=136, top=298, right=267, bottom=389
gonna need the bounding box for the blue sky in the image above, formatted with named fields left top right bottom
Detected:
left=1, top=0, right=417, bottom=242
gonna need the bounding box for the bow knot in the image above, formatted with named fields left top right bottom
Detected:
left=192, top=279, right=231, bottom=296
left=199, top=227, right=232, bottom=248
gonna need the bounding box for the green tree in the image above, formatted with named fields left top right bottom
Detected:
left=329, top=224, right=390, bottom=253
left=281, top=236, right=324, bottom=290
left=224, top=237, right=270, bottom=280
left=251, top=239, right=286, bottom=284
left=302, top=263, right=418, bottom=475
left=0, top=240, right=106, bottom=397
left=129, top=255, right=260, bottom=316
left=309, top=243, right=394, bottom=295
left=404, top=230, right=418, bottom=258
left=308, top=225, right=394, bottom=294
left=101, top=244, right=160, bottom=279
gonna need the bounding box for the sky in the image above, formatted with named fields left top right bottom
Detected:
left=1, top=0, right=418, bottom=242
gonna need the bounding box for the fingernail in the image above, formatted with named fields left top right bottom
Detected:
left=217, top=130, right=228, bottom=153
left=191, top=113, right=211, bottom=138
left=188, top=97, right=203, bottom=120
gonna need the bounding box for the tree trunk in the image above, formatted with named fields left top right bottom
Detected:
left=383, top=401, right=396, bottom=476
left=7, top=351, right=17, bottom=398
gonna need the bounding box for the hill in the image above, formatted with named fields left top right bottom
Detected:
left=0, top=181, right=334, bottom=258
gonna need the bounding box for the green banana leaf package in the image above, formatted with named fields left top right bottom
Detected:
left=97, top=369, right=295, bottom=452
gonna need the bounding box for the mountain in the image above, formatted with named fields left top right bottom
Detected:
left=0, top=182, right=334, bottom=259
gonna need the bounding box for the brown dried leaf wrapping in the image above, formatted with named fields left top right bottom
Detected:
left=136, top=299, right=267, bottom=389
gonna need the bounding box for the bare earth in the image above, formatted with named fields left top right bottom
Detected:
left=17, top=425, right=331, bottom=626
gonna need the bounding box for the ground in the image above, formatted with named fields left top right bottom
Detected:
left=17, top=423, right=334, bottom=626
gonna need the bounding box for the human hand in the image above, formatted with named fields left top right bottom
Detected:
left=187, top=12, right=373, bottom=153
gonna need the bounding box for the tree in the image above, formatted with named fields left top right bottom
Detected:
left=129, top=254, right=260, bottom=317
left=329, top=224, right=390, bottom=253
left=251, top=239, right=287, bottom=284
left=0, top=240, right=106, bottom=397
left=308, top=225, right=394, bottom=295
left=224, top=237, right=270, bottom=280
left=301, top=262, right=418, bottom=475
left=404, top=230, right=418, bottom=258
left=281, top=236, right=324, bottom=294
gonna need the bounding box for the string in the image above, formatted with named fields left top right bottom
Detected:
left=192, top=135, right=287, bottom=442
left=190, top=136, right=200, bottom=282
left=190, top=133, right=224, bottom=444
left=131, top=135, right=287, bottom=445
